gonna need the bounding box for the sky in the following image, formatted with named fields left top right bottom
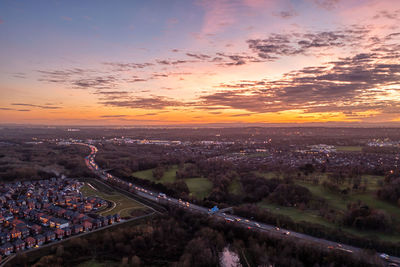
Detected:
left=1, top=0, right=400, bottom=126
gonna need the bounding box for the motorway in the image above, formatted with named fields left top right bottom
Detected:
left=78, top=143, right=400, bottom=266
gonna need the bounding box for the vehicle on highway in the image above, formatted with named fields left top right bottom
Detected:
left=255, top=223, right=260, bottom=227
left=225, top=218, right=234, bottom=222
left=380, top=253, right=390, bottom=260
left=236, top=218, right=241, bottom=222
left=158, top=193, right=167, bottom=198
left=282, top=231, right=290, bottom=235
left=275, top=227, right=280, bottom=231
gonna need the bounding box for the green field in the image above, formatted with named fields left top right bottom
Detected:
left=256, top=171, right=400, bottom=242
left=336, top=146, right=363, bottom=152
left=186, top=178, right=213, bottom=199
left=80, top=180, right=147, bottom=218
left=132, top=166, right=213, bottom=199
left=132, top=165, right=178, bottom=183
left=258, top=200, right=400, bottom=242
left=228, top=179, right=242, bottom=195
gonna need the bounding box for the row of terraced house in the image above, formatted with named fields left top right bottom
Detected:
left=0, top=177, right=120, bottom=262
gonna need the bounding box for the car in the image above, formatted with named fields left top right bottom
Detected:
left=282, top=231, right=290, bottom=235
left=380, top=253, right=390, bottom=260
left=255, top=223, right=260, bottom=227
left=245, top=219, right=249, bottom=223
left=235, top=218, right=241, bottom=222
left=337, top=244, right=342, bottom=248
left=275, top=227, right=280, bottom=231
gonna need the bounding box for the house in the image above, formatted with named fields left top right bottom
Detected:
left=92, top=219, right=102, bottom=229
left=72, top=224, right=83, bottom=234
left=13, top=239, right=25, bottom=252
left=64, top=227, right=72, bottom=237
left=57, top=208, right=67, bottom=217
left=20, top=227, right=30, bottom=238
left=44, top=231, right=56, bottom=242
left=0, top=242, right=13, bottom=255
left=83, top=202, right=93, bottom=212
left=0, top=233, right=10, bottom=244
left=101, top=216, right=109, bottom=226
left=25, top=236, right=36, bottom=248
left=106, top=215, right=115, bottom=224
left=82, top=221, right=92, bottom=232
left=54, top=228, right=65, bottom=239
left=64, top=210, right=74, bottom=220
left=34, top=234, right=45, bottom=246
left=50, top=217, right=69, bottom=228
left=30, top=224, right=42, bottom=235
left=10, top=228, right=22, bottom=239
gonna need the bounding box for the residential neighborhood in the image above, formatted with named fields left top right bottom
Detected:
left=0, top=177, right=120, bottom=262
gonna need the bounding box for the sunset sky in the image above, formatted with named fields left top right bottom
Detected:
left=1, top=0, right=400, bottom=126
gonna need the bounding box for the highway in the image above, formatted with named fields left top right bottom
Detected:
left=77, top=142, right=400, bottom=266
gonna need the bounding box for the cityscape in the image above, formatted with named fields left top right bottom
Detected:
left=1, top=0, right=400, bottom=266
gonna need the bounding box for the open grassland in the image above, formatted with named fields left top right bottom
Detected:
left=257, top=171, right=400, bottom=242
left=186, top=178, right=213, bottom=199
left=80, top=180, right=147, bottom=218
left=132, top=165, right=213, bottom=199
left=132, top=165, right=178, bottom=183
left=258, top=201, right=400, bottom=243
left=228, top=179, right=242, bottom=195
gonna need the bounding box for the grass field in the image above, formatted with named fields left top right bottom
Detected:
left=258, top=200, right=400, bottom=242
left=186, top=178, right=213, bottom=199
left=336, top=146, right=363, bottom=152
left=256, top=170, right=400, bottom=242
left=132, top=165, right=178, bottom=183
left=80, top=180, right=147, bottom=218
left=132, top=165, right=213, bottom=199
left=228, top=179, right=242, bottom=195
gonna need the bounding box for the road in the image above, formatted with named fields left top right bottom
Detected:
left=78, top=142, right=400, bottom=266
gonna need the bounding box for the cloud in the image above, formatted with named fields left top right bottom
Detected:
left=156, top=59, right=191, bottom=65
left=313, top=0, right=341, bottom=10
left=186, top=53, right=211, bottom=60
left=99, top=115, right=128, bottom=118
left=197, top=49, right=400, bottom=118
left=102, top=62, right=154, bottom=71
left=37, top=68, right=91, bottom=84
left=101, top=96, right=185, bottom=110
left=274, top=10, right=297, bottom=19
left=93, top=91, right=131, bottom=100
left=72, top=76, right=117, bottom=89
left=11, top=103, right=62, bottom=110
left=12, top=72, right=26, bottom=79
left=373, top=9, right=400, bottom=20
left=247, top=27, right=369, bottom=60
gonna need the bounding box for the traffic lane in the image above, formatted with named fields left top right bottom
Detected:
left=215, top=213, right=360, bottom=252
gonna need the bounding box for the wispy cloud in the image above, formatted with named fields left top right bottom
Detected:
left=11, top=103, right=62, bottom=110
